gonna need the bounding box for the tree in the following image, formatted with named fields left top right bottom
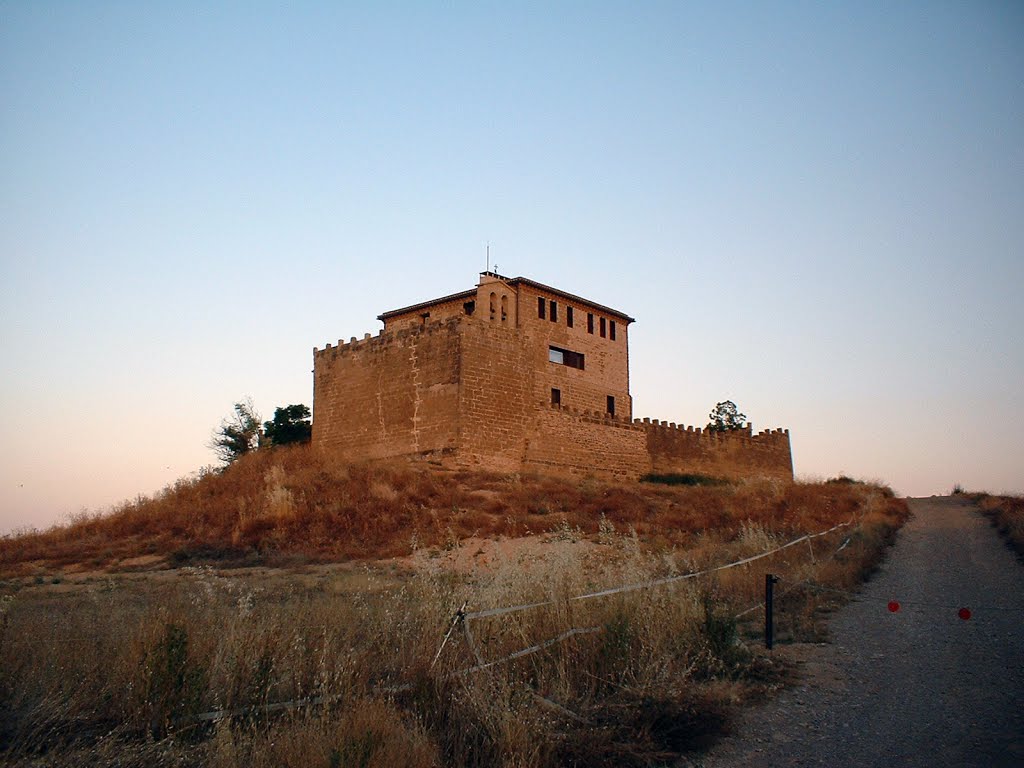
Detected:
left=707, top=400, right=747, bottom=433
left=210, top=399, right=262, bottom=464
left=263, top=404, right=312, bottom=446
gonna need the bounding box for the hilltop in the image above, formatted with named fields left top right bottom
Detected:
left=2, top=444, right=885, bottom=577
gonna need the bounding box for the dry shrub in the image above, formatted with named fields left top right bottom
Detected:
left=208, top=700, right=439, bottom=768
left=975, top=493, right=1024, bottom=558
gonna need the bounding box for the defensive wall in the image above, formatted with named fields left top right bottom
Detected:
left=313, top=314, right=794, bottom=482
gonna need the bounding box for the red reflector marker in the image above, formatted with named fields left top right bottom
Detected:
left=888, top=601, right=900, bottom=613
left=958, top=607, right=972, bottom=621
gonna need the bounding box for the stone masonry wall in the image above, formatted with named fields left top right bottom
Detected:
left=515, top=281, right=632, bottom=419
left=644, top=420, right=793, bottom=481
left=312, top=320, right=461, bottom=460
left=454, top=317, right=532, bottom=471
left=523, top=406, right=649, bottom=480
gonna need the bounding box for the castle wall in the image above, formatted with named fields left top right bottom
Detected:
left=312, top=321, right=462, bottom=460
left=523, top=406, right=649, bottom=480
left=643, top=421, right=793, bottom=481
left=454, top=317, right=532, bottom=471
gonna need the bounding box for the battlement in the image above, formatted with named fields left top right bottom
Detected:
left=314, top=316, right=466, bottom=360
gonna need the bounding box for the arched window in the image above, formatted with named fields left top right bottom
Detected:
left=501, top=294, right=508, bottom=322
left=489, top=292, right=497, bottom=321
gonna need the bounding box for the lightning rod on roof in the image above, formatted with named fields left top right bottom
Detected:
left=486, top=242, right=490, bottom=273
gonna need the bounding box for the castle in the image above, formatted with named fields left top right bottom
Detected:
left=312, top=272, right=793, bottom=482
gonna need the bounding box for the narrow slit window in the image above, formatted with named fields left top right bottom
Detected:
left=600, top=317, right=606, bottom=338
left=610, top=320, right=616, bottom=340
left=538, top=296, right=546, bottom=319
left=587, top=313, right=594, bottom=334
left=501, top=294, right=508, bottom=322
left=551, top=388, right=561, bottom=406
left=566, top=306, right=574, bottom=328
left=549, top=300, right=557, bottom=322
left=606, top=396, right=615, bottom=416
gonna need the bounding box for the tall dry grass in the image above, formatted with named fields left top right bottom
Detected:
left=2, top=444, right=888, bottom=574
left=973, top=493, right=1024, bottom=559
left=0, top=472, right=908, bottom=767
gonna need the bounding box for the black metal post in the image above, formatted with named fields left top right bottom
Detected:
left=765, top=574, right=780, bottom=649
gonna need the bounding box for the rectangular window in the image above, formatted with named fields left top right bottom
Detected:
left=587, top=313, right=594, bottom=334
left=600, top=317, right=607, bottom=338
left=549, top=345, right=584, bottom=370
left=551, top=388, right=561, bottom=406
left=606, top=395, right=615, bottom=416
left=538, top=297, right=545, bottom=319
left=610, top=320, right=616, bottom=340
left=549, top=300, right=557, bottom=322
left=566, top=306, right=574, bottom=328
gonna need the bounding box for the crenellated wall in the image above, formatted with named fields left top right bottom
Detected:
left=312, top=319, right=462, bottom=461
left=642, top=419, right=793, bottom=481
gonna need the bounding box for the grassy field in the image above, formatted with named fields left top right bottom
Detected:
left=0, top=449, right=909, bottom=767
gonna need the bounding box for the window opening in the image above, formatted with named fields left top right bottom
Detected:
left=538, top=296, right=546, bottom=319
left=489, top=292, right=497, bottom=321
left=549, top=345, right=585, bottom=370
left=551, top=388, right=561, bottom=406
left=463, top=300, right=475, bottom=316
left=610, top=320, right=616, bottom=340
left=587, top=313, right=594, bottom=334
left=549, top=300, right=557, bottom=322
left=606, top=396, right=615, bottom=416
left=566, top=306, right=574, bottom=328
left=501, top=294, right=508, bottom=322
left=600, top=317, right=606, bottom=338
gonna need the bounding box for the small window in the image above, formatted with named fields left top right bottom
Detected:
left=566, top=306, right=574, bottom=328
left=610, top=320, right=616, bottom=340
left=549, top=345, right=584, bottom=370
left=587, top=313, right=594, bottom=334
left=538, top=297, right=545, bottom=319
left=606, top=396, right=615, bottom=416
left=549, top=300, right=557, bottom=322
left=600, top=317, right=606, bottom=338
left=551, top=388, right=561, bottom=406
left=489, top=292, right=496, bottom=321
left=463, top=300, right=475, bottom=316
left=501, top=294, right=508, bottom=322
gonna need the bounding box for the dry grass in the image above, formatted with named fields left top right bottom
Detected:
left=0, top=455, right=909, bottom=767
left=2, top=445, right=884, bottom=575
left=973, top=492, right=1024, bottom=560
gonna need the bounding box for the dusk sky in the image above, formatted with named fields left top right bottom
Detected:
left=2, top=2, right=1022, bottom=534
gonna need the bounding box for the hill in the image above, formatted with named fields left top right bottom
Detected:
left=2, top=444, right=895, bottom=575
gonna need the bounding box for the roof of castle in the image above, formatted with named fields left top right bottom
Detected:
left=378, top=274, right=635, bottom=323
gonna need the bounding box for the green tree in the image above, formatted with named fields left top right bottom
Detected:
left=209, top=399, right=262, bottom=464
left=263, top=404, right=312, bottom=446
left=707, top=400, right=747, bottom=432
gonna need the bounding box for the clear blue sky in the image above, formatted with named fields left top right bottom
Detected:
left=2, top=2, right=1022, bottom=533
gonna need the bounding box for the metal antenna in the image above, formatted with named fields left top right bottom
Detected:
left=486, top=242, right=490, bottom=273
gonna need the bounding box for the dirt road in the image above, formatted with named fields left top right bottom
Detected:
left=690, top=496, right=1024, bottom=767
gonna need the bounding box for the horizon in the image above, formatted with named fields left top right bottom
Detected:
left=2, top=2, right=1022, bottom=534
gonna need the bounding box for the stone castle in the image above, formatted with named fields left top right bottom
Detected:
left=312, top=272, right=793, bottom=482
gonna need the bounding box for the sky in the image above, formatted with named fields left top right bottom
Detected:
left=1, top=2, right=1022, bottom=534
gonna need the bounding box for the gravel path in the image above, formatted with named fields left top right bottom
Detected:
left=687, top=496, right=1024, bottom=767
